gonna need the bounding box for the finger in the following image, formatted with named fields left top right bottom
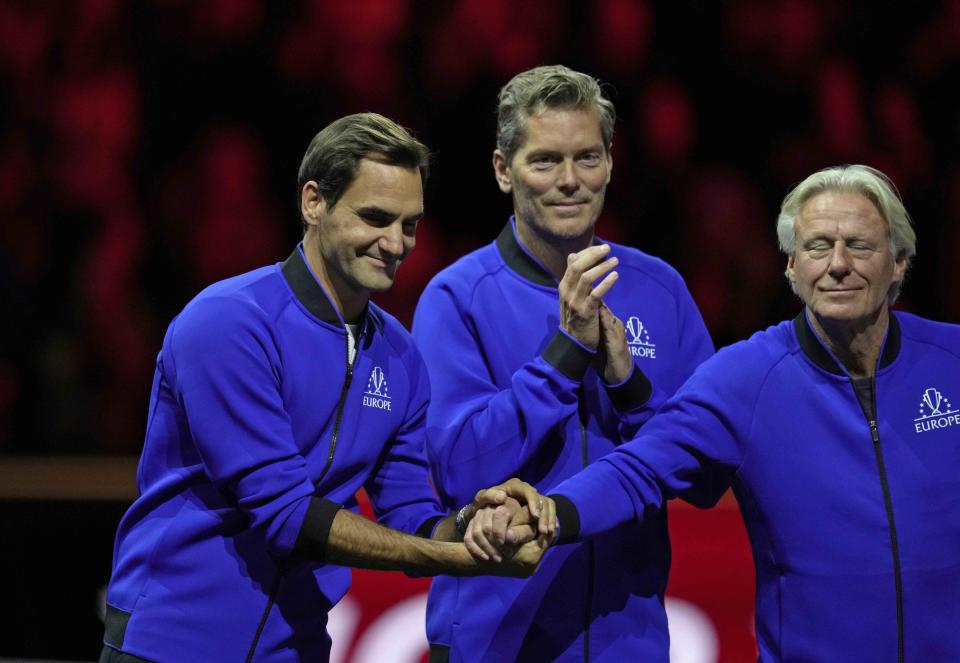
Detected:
left=478, top=512, right=502, bottom=561
left=491, top=505, right=512, bottom=545
left=505, top=479, right=542, bottom=518
left=505, top=524, right=536, bottom=545
left=590, top=270, right=619, bottom=301
left=599, top=307, right=626, bottom=337
left=470, top=511, right=503, bottom=562
left=463, top=520, right=489, bottom=561
left=473, top=487, right=506, bottom=507
left=560, top=245, right=612, bottom=285
left=539, top=497, right=557, bottom=538
left=579, top=256, right=619, bottom=291
left=568, top=244, right=612, bottom=270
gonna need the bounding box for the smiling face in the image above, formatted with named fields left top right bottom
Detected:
left=786, top=190, right=907, bottom=327
left=493, top=107, right=612, bottom=244
left=302, top=157, right=423, bottom=317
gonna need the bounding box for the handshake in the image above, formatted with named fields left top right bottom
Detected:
left=458, top=479, right=558, bottom=577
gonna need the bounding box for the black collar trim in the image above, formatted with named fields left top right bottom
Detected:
left=495, top=217, right=602, bottom=288
left=792, top=309, right=901, bottom=376
left=281, top=247, right=345, bottom=326
left=495, top=219, right=557, bottom=287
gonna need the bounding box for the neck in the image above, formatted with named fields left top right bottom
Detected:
left=808, top=306, right=889, bottom=379
left=514, top=216, right=593, bottom=281
left=303, top=232, right=367, bottom=324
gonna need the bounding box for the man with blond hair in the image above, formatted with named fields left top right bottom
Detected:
left=414, top=65, right=715, bottom=661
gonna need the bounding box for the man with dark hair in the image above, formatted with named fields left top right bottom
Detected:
left=100, top=113, right=550, bottom=663
left=413, top=67, right=715, bottom=660
left=532, top=165, right=960, bottom=661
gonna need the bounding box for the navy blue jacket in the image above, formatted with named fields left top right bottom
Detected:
left=103, top=247, right=445, bottom=662
left=413, top=220, right=714, bottom=661
left=553, top=310, right=960, bottom=661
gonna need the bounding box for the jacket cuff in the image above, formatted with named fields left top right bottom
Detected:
left=542, top=329, right=596, bottom=380
left=604, top=364, right=653, bottom=411
left=293, top=497, right=343, bottom=561
left=549, top=493, right=581, bottom=544
left=415, top=515, right=443, bottom=539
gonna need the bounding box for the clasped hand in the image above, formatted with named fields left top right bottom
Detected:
left=462, top=478, right=558, bottom=575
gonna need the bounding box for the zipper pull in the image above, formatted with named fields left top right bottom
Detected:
left=869, top=420, right=880, bottom=443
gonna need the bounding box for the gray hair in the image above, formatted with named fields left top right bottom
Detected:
left=297, top=113, right=429, bottom=217
left=777, top=164, right=916, bottom=302
left=496, top=65, right=616, bottom=163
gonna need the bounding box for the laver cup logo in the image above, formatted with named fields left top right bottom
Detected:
left=626, top=316, right=656, bottom=359
left=363, top=366, right=392, bottom=411
left=914, top=387, right=959, bottom=433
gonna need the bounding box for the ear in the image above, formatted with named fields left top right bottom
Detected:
left=605, top=147, right=613, bottom=185
left=300, top=181, right=326, bottom=231
left=892, top=250, right=908, bottom=284
left=785, top=253, right=796, bottom=284
left=492, top=149, right=512, bottom=194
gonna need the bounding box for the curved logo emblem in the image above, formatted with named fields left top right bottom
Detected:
left=914, top=386, right=958, bottom=433
left=625, top=316, right=656, bottom=359
left=364, top=366, right=392, bottom=411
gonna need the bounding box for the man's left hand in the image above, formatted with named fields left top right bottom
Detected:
left=594, top=303, right=633, bottom=384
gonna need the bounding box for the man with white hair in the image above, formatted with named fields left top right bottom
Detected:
left=531, top=165, right=960, bottom=660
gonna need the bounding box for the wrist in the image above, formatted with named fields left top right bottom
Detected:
left=455, top=503, right=475, bottom=538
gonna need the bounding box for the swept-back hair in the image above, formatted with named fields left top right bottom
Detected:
left=496, top=65, right=615, bottom=162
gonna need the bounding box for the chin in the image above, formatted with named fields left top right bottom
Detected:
left=541, top=216, right=595, bottom=240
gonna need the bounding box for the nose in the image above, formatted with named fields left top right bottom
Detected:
left=556, top=159, right=579, bottom=195
left=379, top=223, right=405, bottom=259
left=827, top=242, right=852, bottom=280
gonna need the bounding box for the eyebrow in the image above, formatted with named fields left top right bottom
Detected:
left=802, top=233, right=873, bottom=247
left=354, top=206, right=424, bottom=224
left=525, top=145, right=605, bottom=160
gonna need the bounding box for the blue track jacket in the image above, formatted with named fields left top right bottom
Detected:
left=103, top=247, right=445, bottom=662
left=413, top=220, right=715, bottom=661
left=552, top=310, right=960, bottom=661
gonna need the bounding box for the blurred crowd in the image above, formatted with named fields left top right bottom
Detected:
left=1, top=0, right=959, bottom=454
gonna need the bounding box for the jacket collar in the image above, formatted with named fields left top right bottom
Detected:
left=496, top=216, right=602, bottom=288
left=280, top=244, right=382, bottom=334
left=793, top=308, right=901, bottom=376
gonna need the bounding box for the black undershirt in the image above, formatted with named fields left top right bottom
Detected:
left=852, top=377, right=876, bottom=421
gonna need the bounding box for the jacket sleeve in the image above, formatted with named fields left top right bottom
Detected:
left=611, top=269, right=714, bottom=443
left=412, top=277, right=598, bottom=507
left=168, top=296, right=316, bottom=557
left=363, top=346, right=447, bottom=538
left=551, top=347, right=755, bottom=542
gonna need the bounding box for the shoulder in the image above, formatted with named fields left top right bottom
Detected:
left=604, top=240, right=688, bottom=296
left=686, top=320, right=796, bottom=393
left=368, top=304, right=424, bottom=366
left=170, top=266, right=283, bottom=349
left=417, top=242, right=506, bottom=318
left=424, top=241, right=502, bottom=291
left=896, top=311, right=960, bottom=360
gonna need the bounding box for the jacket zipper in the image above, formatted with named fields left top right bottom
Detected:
left=578, top=398, right=593, bottom=663
left=245, top=324, right=362, bottom=662
left=858, top=378, right=905, bottom=663
left=317, top=326, right=361, bottom=485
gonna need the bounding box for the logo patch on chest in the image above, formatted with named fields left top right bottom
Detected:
left=363, top=366, right=392, bottom=411
left=914, top=387, right=959, bottom=433
left=626, top=316, right=656, bottom=359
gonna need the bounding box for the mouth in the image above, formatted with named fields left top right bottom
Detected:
left=546, top=200, right=589, bottom=214
left=363, top=254, right=395, bottom=270
left=819, top=287, right=863, bottom=294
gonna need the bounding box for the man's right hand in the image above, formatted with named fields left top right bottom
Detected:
left=558, top=244, right=619, bottom=349
left=482, top=533, right=551, bottom=577
left=464, top=479, right=556, bottom=562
